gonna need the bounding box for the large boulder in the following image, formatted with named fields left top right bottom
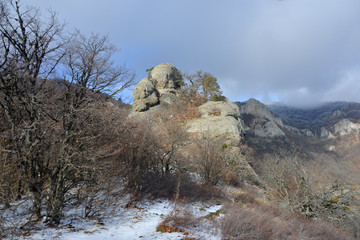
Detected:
left=149, top=63, right=183, bottom=89
left=132, top=78, right=159, bottom=112
left=133, top=78, right=157, bottom=101
left=132, top=63, right=182, bottom=112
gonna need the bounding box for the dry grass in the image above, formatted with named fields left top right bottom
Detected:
left=156, top=222, right=182, bottom=233
left=207, top=107, right=221, bottom=116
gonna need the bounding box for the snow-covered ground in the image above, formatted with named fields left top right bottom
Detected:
left=2, top=198, right=223, bottom=240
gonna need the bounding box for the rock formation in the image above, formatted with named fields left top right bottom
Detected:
left=186, top=99, right=245, bottom=144
left=319, top=119, right=360, bottom=139
left=186, top=99, right=261, bottom=184
left=237, top=98, right=285, bottom=138
left=320, top=127, right=335, bottom=139
left=331, top=119, right=360, bottom=136
left=131, top=65, right=261, bottom=184
left=132, top=63, right=182, bottom=112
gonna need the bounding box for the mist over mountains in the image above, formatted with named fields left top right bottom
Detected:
left=267, top=101, right=360, bottom=133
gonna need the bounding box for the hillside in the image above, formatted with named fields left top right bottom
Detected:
left=1, top=59, right=360, bottom=239
left=1, top=1, right=360, bottom=239
left=268, top=102, right=360, bottom=134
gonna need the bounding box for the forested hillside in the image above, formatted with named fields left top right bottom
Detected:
left=1, top=1, right=359, bottom=240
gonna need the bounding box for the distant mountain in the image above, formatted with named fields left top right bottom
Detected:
left=267, top=101, right=360, bottom=134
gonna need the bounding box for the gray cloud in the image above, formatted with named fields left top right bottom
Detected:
left=26, top=0, right=360, bottom=106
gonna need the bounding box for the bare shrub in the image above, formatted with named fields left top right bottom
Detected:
left=261, top=150, right=314, bottom=216
left=136, top=173, right=222, bottom=202
left=207, top=107, right=221, bottom=116
left=221, top=202, right=353, bottom=240
left=188, top=135, right=226, bottom=185
left=157, top=209, right=196, bottom=233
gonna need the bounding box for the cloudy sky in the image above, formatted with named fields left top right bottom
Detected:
left=25, top=0, right=360, bottom=107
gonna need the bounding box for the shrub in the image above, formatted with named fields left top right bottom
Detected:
left=157, top=208, right=196, bottom=233
left=221, top=202, right=353, bottom=240
left=189, top=136, right=225, bottom=185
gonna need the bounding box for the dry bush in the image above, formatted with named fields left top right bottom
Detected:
left=259, top=149, right=360, bottom=238
left=221, top=202, right=353, bottom=240
left=207, top=107, right=221, bottom=116
left=188, top=136, right=226, bottom=185
left=234, top=192, right=258, bottom=205
left=157, top=209, right=196, bottom=233
left=171, top=101, right=202, bottom=121
left=261, top=151, right=314, bottom=216
left=187, top=135, right=255, bottom=187
left=157, top=204, right=221, bottom=238
left=156, top=221, right=182, bottom=233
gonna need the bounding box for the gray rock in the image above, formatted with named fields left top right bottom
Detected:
left=198, top=99, right=241, bottom=119
left=238, top=98, right=285, bottom=138
left=133, top=78, right=157, bottom=101
left=300, top=129, right=315, bottom=138
left=254, top=121, right=285, bottom=138
left=186, top=99, right=245, bottom=143
left=331, top=119, right=360, bottom=136
left=158, top=89, right=179, bottom=105
left=239, top=98, right=284, bottom=127
left=132, top=63, right=182, bottom=112
left=149, top=63, right=183, bottom=90
left=185, top=99, right=262, bottom=184
left=132, top=91, right=159, bottom=112
left=320, top=127, right=335, bottom=139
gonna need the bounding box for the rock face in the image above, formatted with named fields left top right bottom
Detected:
left=132, top=63, right=182, bottom=112
left=187, top=99, right=245, bottom=143
left=149, top=63, right=183, bottom=89
left=237, top=98, right=285, bottom=138
left=133, top=78, right=159, bottom=112
left=331, top=119, right=360, bottom=136
left=131, top=63, right=261, bottom=184
left=186, top=99, right=261, bottom=184
left=320, top=127, right=335, bottom=139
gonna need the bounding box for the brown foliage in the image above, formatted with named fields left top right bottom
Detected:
left=221, top=202, right=353, bottom=240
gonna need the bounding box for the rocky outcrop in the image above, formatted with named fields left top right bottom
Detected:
left=149, top=63, right=183, bottom=89
left=186, top=99, right=261, bottom=184
left=186, top=99, right=245, bottom=143
left=254, top=121, right=285, bottom=137
left=132, top=78, right=159, bottom=112
left=131, top=63, right=261, bottom=184
left=320, top=119, right=360, bottom=139
left=239, top=98, right=284, bottom=127
left=132, top=63, right=182, bottom=112
left=237, top=98, right=285, bottom=138
left=331, top=119, right=360, bottom=136
left=320, top=127, right=335, bottom=139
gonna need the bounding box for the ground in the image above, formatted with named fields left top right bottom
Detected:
left=2, top=197, right=223, bottom=240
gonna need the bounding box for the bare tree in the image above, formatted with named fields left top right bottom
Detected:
left=63, top=32, right=134, bottom=102
left=0, top=0, right=65, bottom=218
left=45, top=32, right=135, bottom=223
left=0, top=1, right=135, bottom=224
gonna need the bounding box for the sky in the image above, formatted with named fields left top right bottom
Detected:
left=24, top=0, right=360, bottom=107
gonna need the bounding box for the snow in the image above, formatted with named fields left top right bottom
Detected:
left=2, top=198, right=223, bottom=240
